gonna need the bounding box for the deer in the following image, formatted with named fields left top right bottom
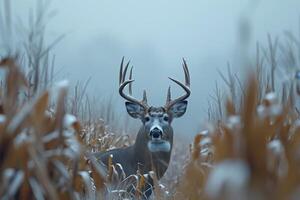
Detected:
left=93, top=57, right=191, bottom=199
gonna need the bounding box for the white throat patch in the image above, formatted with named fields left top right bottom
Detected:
left=147, top=141, right=171, bottom=152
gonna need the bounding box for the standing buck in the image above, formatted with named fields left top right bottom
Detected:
left=94, top=58, right=191, bottom=198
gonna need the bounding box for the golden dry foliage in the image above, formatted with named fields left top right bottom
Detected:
left=175, top=71, right=300, bottom=200
left=2, top=53, right=300, bottom=200
left=173, top=132, right=211, bottom=200
left=0, top=57, right=148, bottom=200
left=135, top=169, right=146, bottom=199
left=0, top=57, right=110, bottom=199
left=1, top=4, right=300, bottom=198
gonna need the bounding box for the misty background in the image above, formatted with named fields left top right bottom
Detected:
left=8, top=0, right=300, bottom=138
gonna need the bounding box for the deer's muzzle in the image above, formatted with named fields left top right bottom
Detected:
left=149, top=127, right=163, bottom=139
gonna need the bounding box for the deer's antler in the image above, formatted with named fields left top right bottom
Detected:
left=165, top=58, right=191, bottom=110
left=119, top=57, right=149, bottom=110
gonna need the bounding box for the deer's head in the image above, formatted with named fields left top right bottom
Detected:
left=119, top=58, right=191, bottom=153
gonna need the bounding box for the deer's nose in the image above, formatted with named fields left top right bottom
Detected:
left=150, top=127, right=163, bottom=139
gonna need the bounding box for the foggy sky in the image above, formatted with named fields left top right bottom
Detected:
left=10, top=0, right=300, bottom=138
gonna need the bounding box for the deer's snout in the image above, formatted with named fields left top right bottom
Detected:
left=150, top=127, right=163, bottom=139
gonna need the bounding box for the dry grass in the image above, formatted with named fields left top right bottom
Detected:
left=0, top=57, right=139, bottom=200
left=0, top=2, right=135, bottom=199
left=172, top=20, right=300, bottom=200
left=2, top=1, right=300, bottom=200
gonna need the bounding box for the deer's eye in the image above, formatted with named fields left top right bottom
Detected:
left=163, top=116, right=169, bottom=121
left=145, top=116, right=150, bottom=122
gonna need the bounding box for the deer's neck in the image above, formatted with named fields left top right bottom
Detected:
left=132, top=126, right=173, bottom=179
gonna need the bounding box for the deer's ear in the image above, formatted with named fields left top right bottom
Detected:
left=169, top=100, right=188, bottom=118
left=125, top=102, right=145, bottom=119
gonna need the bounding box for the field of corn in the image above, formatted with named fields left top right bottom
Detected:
left=1, top=1, right=300, bottom=200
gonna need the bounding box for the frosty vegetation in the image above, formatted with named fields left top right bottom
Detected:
left=1, top=1, right=300, bottom=200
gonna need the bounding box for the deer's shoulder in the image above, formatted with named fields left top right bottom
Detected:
left=93, top=146, right=137, bottom=173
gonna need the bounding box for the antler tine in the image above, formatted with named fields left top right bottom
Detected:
left=119, top=57, right=124, bottom=85
left=119, top=57, right=149, bottom=110
left=122, top=61, right=130, bottom=83
left=182, top=58, right=190, bottom=87
left=142, top=89, right=147, bottom=103
left=129, top=66, right=133, bottom=95
left=165, top=60, right=191, bottom=110
left=166, top=86, right=171, bottom=104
